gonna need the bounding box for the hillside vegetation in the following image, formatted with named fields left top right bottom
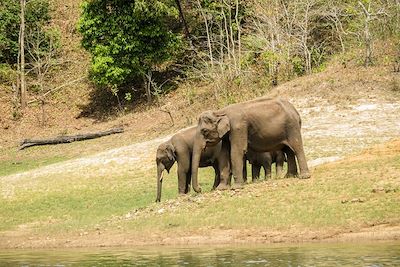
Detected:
left=1, top=0, right=400, bottom=148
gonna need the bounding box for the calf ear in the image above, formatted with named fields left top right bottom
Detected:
left=217, top=115, right=230, bottom=138
left=166, top=144, right=176, bottom=161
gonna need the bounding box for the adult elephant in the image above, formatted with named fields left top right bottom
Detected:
left=155, top=126, right=230, bottom=202
left=191, top=98, right=310, bottom=192
left=246, top=150, right=286, bottom=181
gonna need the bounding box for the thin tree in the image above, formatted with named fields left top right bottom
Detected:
left=197, top=0, right=214, bottom=66
left=19, top=0, right=27, bottom=109
left=357, top=1, right=386, bottom=67
left=174, top=0, right=191, bottom=38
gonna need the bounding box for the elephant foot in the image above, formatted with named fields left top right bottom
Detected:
left=216, top=184, right=230, bottom=190
left=231, top=182, right=244, bottom=190
left=193, top=187, right=202, bottom=193
left=285, top=172, right=297, bottom=179
left=299, top=173, right=311, bottom=179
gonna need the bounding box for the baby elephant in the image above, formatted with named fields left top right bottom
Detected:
left=246, top=149, right=286, bottom=181
left=155, top=126, right=230, bottom=202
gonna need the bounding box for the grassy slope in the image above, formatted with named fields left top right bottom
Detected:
left=0, top=139, right=399, bottom=247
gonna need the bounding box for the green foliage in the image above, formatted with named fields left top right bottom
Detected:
left=78, top=0, right=182, bottom=89
left=26, top=27, right=61, bottom=63
left=291, top=56, right=305, bottom=76
left=25, top=0, right=51, bottom=27
left=0, top=0, right=51, bottom=65
left=0, top=63, right=17, bottom=84
left=0, top=0, right=20, bottom=64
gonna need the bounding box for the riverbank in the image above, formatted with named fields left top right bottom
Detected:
left=1, top=139, right=399, bottom=249
left=2, top=224, right=400, bottom=249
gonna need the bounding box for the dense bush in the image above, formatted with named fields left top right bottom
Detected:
left=78, top=0, right=183, bottom=90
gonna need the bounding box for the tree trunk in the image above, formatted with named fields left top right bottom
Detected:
left=235, top=0, right=241, bottom=62
left=197, top=0, right=214, bottom=66
left=19, top=0, right=27, bottom=109
left=144, top=71, right=152, bottom=103
left=20, top=127, right=124, bottom=150
left=174, top=0, right=190, bottom=38
left=358, top=1, right=373, bottom=67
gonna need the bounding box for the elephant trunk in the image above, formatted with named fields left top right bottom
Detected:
left=191, top=135, right=206, bottom=193
left=156, top=163, right=165, bottom=202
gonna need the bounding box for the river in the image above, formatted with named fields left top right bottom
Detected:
left=0, top=242, right=399, bottom=266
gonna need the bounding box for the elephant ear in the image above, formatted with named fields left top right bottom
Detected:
left=216, top=114, right=230, bottom=138
left=166, top=143, right=176, bottom=161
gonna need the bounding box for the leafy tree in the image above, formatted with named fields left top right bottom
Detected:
left=78, top=0, right=183, bottom=99
left=0, top=0, right=21, bottom=64
left=0, top=0, right=51, bottom=64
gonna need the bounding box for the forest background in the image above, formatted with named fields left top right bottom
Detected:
left=1, top=0, right=399, bottom=134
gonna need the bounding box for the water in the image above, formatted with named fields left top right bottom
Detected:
left=0, top=242, right=399, bottom=266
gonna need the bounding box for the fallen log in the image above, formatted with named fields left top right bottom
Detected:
left=20, top=127, right=124, bottom=150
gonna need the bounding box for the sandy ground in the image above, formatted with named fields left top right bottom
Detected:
left=2, top=100, right=400, bottom=184
left=2, top=224, right=400, bottom=249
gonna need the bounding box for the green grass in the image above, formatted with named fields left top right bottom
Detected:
left=0, top=140, right=399, bottom=241
left=0, top=154, right=67, bottom=177
left=122, top=148, right=400, bottom=233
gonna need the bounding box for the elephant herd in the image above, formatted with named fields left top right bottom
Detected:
left=156, top=97, right=310, bottom=202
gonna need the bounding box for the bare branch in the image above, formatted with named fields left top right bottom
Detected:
left=28, top=77, right=86, bottom=105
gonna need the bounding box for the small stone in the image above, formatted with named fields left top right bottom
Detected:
left=157, top=208, right=165, bottom=214
left=372, top=187, right=384, bottom=193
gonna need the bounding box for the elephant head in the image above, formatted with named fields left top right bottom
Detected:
left=191, top=110, right=230, bottom=193
left=155, top=141, right=176, bottom=202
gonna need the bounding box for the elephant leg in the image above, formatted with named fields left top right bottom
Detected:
left=284, top=147, right=298, bottom=178
left=275, top=151, right=285, bottom=178
left=230, top=129, right=247, bottom=188
left=212, top=164, right=220, bottom=190
left=231, top=150, right=246, bottom=188
left=185, top=172, right=191, bottom=194
left=177, top=159, right=190, bottom=194
left=243, top=157, right=248, bottom=183
left=264, top=162, right=272, bottom=180
left=216, top=139, right=231, bottom=190
left=251, top=164, right=261, bottom=182
left=288, top=133, right=310, bottom=179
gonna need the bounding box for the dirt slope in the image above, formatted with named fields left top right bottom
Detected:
left=2, top=65, right=399, bottom=201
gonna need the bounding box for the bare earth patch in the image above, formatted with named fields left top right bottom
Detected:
left=1, top=220, right=400, bottom=249
left=2, top=100, right=399, bottom=185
